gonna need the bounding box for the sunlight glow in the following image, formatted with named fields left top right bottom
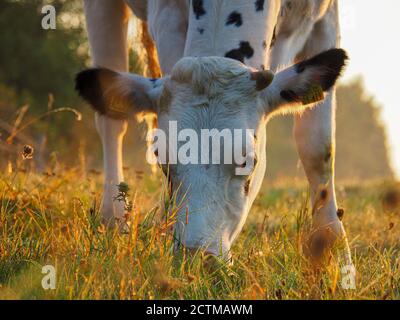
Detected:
left=339, top=0, right=400, bottom=178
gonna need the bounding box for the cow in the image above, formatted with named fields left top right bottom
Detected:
left=77, top=0, right=351, bottom=262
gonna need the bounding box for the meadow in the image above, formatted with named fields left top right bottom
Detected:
left=0, top=0, right=399, bottom=301
left=0, top=160, right=399, bottom=300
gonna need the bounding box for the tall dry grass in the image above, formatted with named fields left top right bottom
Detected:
left=0, top=159, right=399, bottom=300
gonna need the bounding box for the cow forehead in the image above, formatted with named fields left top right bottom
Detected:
left=159, top=104, right=259, bottom=131
left=158, top=94, right=260, bottom=132
left=171, top=56, right=249, bottom=79
left=158, top=57, right=260, bottom=118
left=168, top=56, right=255, bottom=93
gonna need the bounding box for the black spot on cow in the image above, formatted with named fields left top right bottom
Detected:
left=225, top=41, right=254, bottom=63
left=226, top=11, right=243, bottom=27
left=295, top=48, right=349, bottom=90
left=337, top=208, right=345, bottom=221
left=255, top=0, right=265, bottom=11
left=320, top=188, right=328, bottom=201
left=193, top=0, right=206, bottom=19
left=197, top=27, right=205, bottom=34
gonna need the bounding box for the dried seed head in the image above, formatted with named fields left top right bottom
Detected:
left=22, top=145, right=34, bottom=160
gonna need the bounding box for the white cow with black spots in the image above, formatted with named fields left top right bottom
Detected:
left=78, top=0, right=351, bottom=262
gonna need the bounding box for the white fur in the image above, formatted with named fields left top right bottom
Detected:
left=102, top=55, right=344, bottom=256
left=84, top=0, right=350, bottom=262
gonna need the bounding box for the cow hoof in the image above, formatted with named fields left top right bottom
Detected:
left=306, top=229, right=334, bottom=263
left=305, top=220, right=351, bottom=266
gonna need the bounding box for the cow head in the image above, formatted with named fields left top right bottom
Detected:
left=76, top=48, right=348, bottom=257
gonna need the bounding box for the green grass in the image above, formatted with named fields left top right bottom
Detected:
left=0, top=165, right=399, bottom=300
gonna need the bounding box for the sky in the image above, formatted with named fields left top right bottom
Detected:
left=339, top=0, right=400, bottom=178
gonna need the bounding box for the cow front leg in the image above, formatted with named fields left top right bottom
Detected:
left=84, top=0, right=131, bottom=224
left=95, top=114, right=128, bottom=224
left=294, top=92, right=350, bottom=263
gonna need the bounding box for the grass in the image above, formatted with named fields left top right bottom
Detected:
left=0, top=162, right=399, bottom=300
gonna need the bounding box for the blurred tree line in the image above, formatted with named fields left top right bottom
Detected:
left=0, top=0, right=89, bottom=168
left=0, top=0, right=394, bottom=181
left=0, top=0, right=145, bottom=172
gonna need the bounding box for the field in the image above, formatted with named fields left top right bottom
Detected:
left=0, top=164, right=399, bottom=300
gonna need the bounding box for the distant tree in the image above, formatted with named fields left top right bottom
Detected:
left=265, top=116, right=298, bottom=181
left=335, top=78, right=394, bottom=180
left=0, top=0, right=90, bottom=168
left=0, top=0, right=88, bottom=113
left=0, top=3, right=150, bottom=170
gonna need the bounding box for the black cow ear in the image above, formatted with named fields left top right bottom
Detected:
left=259, top=48, right=348, bottom=115
left=295, top=48, right=349, bottom=91
left=75, top=68, right=115, bottom=115
left=75, top=68, right=162, bottom=119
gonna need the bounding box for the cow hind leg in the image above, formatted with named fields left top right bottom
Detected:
left=294, top=4, right=351, bottom=264
left=84, top=0, right=131, bottom=225
left=294, top=92, right=349, bottom=262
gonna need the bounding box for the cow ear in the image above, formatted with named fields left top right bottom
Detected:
left=259, top=49, right=348, bottom=115
left=75, top=68, right=163, bottom=119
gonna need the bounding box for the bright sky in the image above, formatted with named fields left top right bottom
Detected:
left=339, top=0, right=400, bottom=178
